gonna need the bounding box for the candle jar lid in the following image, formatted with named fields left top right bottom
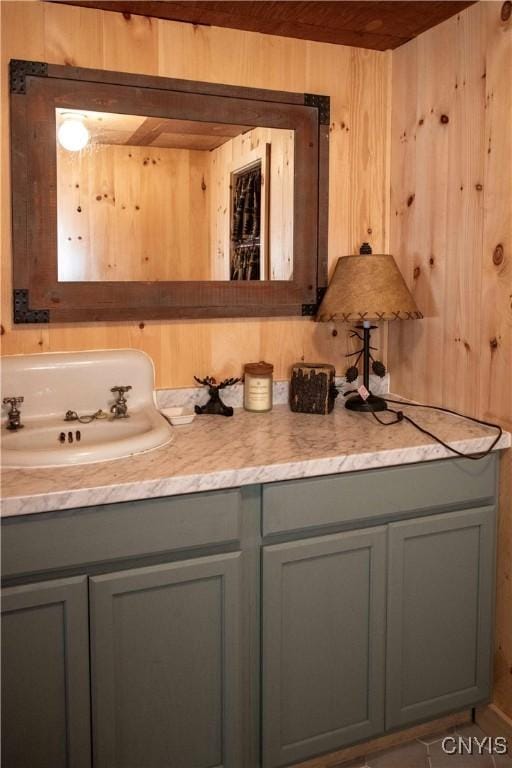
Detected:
left=244, top=361, right=274, bottom=376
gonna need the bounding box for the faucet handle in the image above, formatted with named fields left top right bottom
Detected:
left=111, top=386, right=132, bottom=396
left=3, top=396, right=24, bottom=408
left=3, top=397, right=24, bottom=430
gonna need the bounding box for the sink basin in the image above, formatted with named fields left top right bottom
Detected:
left=1, top=408, right=171, bottom=467
left=1, top=349, right=173, bottom=468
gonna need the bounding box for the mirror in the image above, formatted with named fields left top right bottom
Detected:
left=56, top=109, right=294, bottom=282
left=10, top=60, right=328, bottom=322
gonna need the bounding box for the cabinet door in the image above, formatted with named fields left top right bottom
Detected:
left=262, top=527, right=387, bottom=768
left=90, top=552, right=242, bottom=768
left=386, top=506, right=495, bottom=729
left=1, top=576, right=91, bottom=768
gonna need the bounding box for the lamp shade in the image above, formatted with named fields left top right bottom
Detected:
left=316, top=253, right=422, bottom=322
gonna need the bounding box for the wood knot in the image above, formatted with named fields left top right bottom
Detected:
left=50, top=295, right=61, bottom=304
left=490, top=337, right=498, bottom=349
left=440, top=114, right=449, bottom=124
left=139, top=322, right=145, bottom=330
left=501, top=1, right=512, bottom=21
left=407, top=194, right=415, bottom=207
left=429, top=257, right=435, bottom=266
left=413, top=266, right=421, bottom=279
left=475, top=183, right=483, bottom=191
left=96, top=195, right=102, bottom=201
left=0, top=324, right=4, bottom=336
left=332, top=329, right=338, bottom=337
left=367, top=228, right=372, bottom=235
left=418, top=118, right=424, bottom=126
left=493, top=244, right=504, bottom=265
left=122, top=11, right=131, bottom=20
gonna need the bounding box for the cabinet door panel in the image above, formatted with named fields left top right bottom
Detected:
left=262, top=527, right=387, bottom=768
left=90, top=552, right=242, bottom=768
left=1, top=576, right=91, bottom=768
left=386, top=506, right=495, bottom=728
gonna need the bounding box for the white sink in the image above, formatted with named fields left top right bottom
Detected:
left=1, top=349, right=173, bottom=468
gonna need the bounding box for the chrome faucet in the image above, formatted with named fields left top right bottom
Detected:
left=110, top=386, right=132, bottom=418
left=3, top=396, right=24, bottom=430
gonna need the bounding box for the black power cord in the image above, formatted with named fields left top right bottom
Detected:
left=370, top=397, right=503, bottom=461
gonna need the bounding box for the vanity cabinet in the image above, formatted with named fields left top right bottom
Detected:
left=1, top=487, right=255, bottom=768
left=1, top=455, right=498, bottom=768
left=1, top=576, right=91, bottom=768
left=262, top=527, right=387, bottom=767
left=90, top=553, right=242, bottom=768
left=386, top=505, right=495, bottom=729
left=260, top=456, right=497, bottom=767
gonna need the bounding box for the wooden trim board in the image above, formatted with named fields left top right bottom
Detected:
left=476, top=704, right=512, bottom=741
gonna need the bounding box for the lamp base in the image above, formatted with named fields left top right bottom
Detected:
left=345, top=393, right=387, bottom=412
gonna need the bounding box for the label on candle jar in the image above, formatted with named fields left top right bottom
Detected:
left=244, top=376, right=272, bottom=411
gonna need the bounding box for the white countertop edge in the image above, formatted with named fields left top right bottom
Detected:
left=2, top=432, right=509, bottom=518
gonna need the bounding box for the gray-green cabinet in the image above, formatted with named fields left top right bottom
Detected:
left=1, top=456, right=499, bottom=768
left=386, top=506, right=495, bottom=729
left=1, top=576, right=91, bottom=768
left=262, top=528, right=387, bottom=768
left=90, top=553, right=242, bottom=768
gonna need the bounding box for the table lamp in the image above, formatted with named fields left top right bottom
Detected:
left=316, top=243, right=422, bottom=412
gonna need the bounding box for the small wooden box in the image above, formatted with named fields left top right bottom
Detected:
left=289, top=363, right=337, bottom=414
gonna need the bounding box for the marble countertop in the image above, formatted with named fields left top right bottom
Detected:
left=1, top=399, right=509, bottom=517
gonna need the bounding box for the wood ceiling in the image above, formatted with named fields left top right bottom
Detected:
left=57, top=109, right=252, bottom=150
left=51, top=1, right=476, bottom=51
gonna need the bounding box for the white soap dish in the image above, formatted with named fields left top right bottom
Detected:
left=160, top=407, right=196, bottom=426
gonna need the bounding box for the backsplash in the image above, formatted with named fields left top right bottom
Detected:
left=156, top=374, right=390, bottom=410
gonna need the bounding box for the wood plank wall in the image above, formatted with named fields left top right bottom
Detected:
left=388, top=1, right=512, bottom=719
left=57, top=144, right=211, bottom=281
left=0, top=0, right=390, bottom=386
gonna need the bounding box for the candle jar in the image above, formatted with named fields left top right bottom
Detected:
left=243, top=361, right=274, bottom=412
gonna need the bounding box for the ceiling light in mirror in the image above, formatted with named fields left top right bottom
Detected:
left=57, top=113, right=90, bottom=152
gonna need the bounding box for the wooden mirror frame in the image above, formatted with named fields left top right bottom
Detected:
left=9, top=59, right=329, bottom=323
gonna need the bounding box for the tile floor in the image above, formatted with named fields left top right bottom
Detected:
left=331, top=725, right=512, bottom=768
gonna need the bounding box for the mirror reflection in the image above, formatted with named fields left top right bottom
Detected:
left=56, top=108, right=294, bottom=282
